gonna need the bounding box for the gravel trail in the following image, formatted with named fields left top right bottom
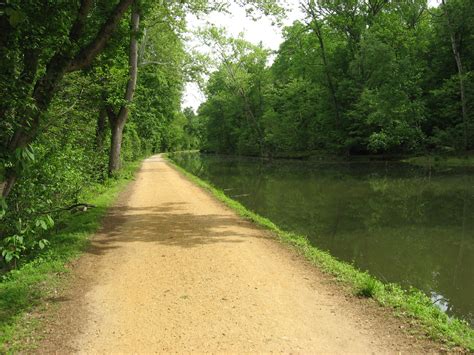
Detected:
left=38, top=155, right=437, bottom=353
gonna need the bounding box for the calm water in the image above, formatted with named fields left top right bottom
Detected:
left=170, top=152, right=474, bottom=325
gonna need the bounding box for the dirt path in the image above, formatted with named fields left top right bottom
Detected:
left=38, top=155, right=438, bottom=353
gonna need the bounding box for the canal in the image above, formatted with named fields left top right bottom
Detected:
left=170, top=152, right=474, bottom=325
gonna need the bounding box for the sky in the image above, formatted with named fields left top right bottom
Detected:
left=182, top=0, right=441, bottom=111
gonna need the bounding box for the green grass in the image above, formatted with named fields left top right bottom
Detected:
left=0, top=161, right=141, bottom=352
left=356, top=276, right=381, bottom=298
left=166, top=156, right=474, bottom=351
left=404, top=153, right=474, bottom=167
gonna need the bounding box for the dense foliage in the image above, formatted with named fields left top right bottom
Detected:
left=0, top=0, right=190, bottom=267
left=0, top=0, right=284, bottom=267
left=198, top=0, right=474, bottom=156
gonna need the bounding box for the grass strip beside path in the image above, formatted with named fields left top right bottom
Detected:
left=166, top=156, right=474, bottom=351
left=0, top=161, right=141, bottom=352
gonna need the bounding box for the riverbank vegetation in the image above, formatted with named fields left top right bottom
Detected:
left=167, top=156, right=474, bottom=351
left=196, top=0, right=473, bottom=157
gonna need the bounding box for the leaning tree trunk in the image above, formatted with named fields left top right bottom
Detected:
left=454, top=50, right=469, bottom=151
left=312, top=22, right=341, bottom=129
left=107, top=6, right=140, bottom=176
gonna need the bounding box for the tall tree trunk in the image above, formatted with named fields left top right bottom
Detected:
left=2, top=176, right=17, bottom=199
left=0, top=9, right=14, bottom=125
left=455, top=53, right=469, bottom=151
left=312, top=21, right=341, bottom=129
left=442, top=0, right=469, bottom=151
left=107, top=5, right=140, bottom=176
left=108, top=118, right=125, bottom=173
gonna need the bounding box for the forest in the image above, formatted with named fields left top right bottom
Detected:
left=198, top=0, right=474, bottom=157
left=0, top=0, right=472, bottom=267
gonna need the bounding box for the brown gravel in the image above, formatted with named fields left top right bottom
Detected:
left=36, top=155, right=441, bottom=353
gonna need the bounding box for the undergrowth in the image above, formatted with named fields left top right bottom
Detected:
left=167, top=156, right=474, bottom=351
left=0, top=161, right=141, bottom=352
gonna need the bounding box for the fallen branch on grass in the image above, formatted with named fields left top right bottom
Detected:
left=36, top=203, right=97, bottom=215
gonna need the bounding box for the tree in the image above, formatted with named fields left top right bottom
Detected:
left=106, top=5, right=140, bottom=175
left=0, top=0, right=287, bottom=265
left=199, top=27, right=270, bottom=155
left=1, top=0, right=134, bottom=197
left=300, top=0, right=342, bottom=130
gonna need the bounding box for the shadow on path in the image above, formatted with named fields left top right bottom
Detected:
left=86, top=202, right=264, bottom=255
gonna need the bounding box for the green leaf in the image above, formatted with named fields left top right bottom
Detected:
left=23, top=146, right=35, bottom=162
left=5, top=253, right=13, bottom=263
left=46, top=215, right=54, bottom=227
left=2, top=250, right=14, bottom=263
left=38, top=239, right=49, bottom=249
left=5, top=8, right=25, bottom=27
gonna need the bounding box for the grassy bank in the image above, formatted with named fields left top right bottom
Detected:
left=201, top=149, right=474, bottom=166
left=404, top=153, right=474, bottom=167
left=166, top=156, right=474, bottom=351
left=0, top=161, right=141, bottom=352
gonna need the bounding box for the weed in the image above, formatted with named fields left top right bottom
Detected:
left=356, top=277, right=380, bottom=298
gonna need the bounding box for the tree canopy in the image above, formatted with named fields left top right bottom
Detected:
left=197, top=0, right=474, bottom=156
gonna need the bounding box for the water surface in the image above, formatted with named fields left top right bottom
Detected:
left=170, top=152, right=474, bottom=325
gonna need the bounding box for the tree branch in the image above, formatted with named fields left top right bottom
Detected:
left=67, top=0, right=134, bottom=72
left=6, top=0, right=93, bottom=154
left=34, top=203, right=97, bottom=216
left=69, top=0, right=94, bottom=43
